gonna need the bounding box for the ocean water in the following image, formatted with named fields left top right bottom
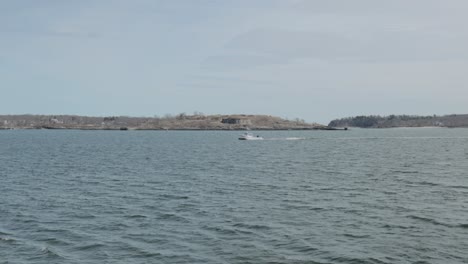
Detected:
left=1, top=128, right=468, bottom=264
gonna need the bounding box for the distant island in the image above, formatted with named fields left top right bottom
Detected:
left=4, top=113, right=467, bottom=130
left=329, top=114, right=468, bottom=128
left=0, top=114, right=339, bottom=130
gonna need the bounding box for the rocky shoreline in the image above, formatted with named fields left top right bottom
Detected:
left=0, top=114, right=344, bottom=131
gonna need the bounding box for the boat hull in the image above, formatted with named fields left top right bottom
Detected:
left=238, top=136, right=264, bottom=140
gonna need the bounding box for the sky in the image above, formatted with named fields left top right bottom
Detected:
left=1, top=0, right=468, bottom=124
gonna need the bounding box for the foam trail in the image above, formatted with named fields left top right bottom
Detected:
left=265, top=137, right=307, bottom=141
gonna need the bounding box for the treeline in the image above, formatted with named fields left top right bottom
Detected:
left=328, top=114, right=468, bottom=128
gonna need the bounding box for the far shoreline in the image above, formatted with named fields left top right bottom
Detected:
left=0, top=127, right=349, bottom=131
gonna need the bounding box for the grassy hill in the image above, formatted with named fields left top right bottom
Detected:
left=0, top=114, right=330, bottom=130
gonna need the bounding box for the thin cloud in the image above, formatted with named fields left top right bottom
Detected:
left=204, top=26, right=468, bottom=70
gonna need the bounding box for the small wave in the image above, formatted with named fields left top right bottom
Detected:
left=75, top=243, right=105, bottom=251
left=286, top=204, right=326, bottom=211
left=394, top=180, right=442, bottom=187
left=99, top=222, right=130, bottom=231
left=382, top=223, right=412, bottom=230
left=203, top=225, right=238, bottom=235
left=72, top=214, right=96, bottom=219
left=40, top=246, right=53, bottom=254
left=343, top=233, right=371, bottom=239
left=133, top=251, right=162, bottom=258
left=295, top=245, right=319, bottom=253
left=35, top=228, right=72, bottom=234
left=159, top=194, right=189, bottom=200
left=37, top=237, right=70, bottom=246
left=157, top=213, right=189, bottom=223
left=392, top=170, right=420, bottom=174
left=232, top=222, right=271, bottom=231
left=407, top=216, right=468, bottom=229
left=407, top=215, right=449, bottom=227
left=29, top=246, right=64, bottom=260
left=124, top=244, right=163, bottom=258
left=0, top=236, right=16, bottom=243
left=447, top=185, right=468, bottom=189
left=125, top=214, right=148, bottom=219
left=327, top=256, right=390, bottom=264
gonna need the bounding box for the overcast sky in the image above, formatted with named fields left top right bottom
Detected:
left=1, top=0, right=467, bottom=123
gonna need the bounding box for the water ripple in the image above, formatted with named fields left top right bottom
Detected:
left=1, top=129, right=468, bottom=263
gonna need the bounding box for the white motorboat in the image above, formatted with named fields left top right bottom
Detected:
left=238, top=132, right=263, bottom=140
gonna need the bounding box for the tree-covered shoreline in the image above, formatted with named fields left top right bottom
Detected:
left=328, top=114, right=468, bottom=128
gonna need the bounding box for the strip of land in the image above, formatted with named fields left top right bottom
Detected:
left=329, top=114, right=468, bottom=128
left=0, top=114, right=339, bottom=130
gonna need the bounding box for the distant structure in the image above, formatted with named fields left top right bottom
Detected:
left=50, top=118, right=63, bottom=124
left=221, top=118, right=252, bottom=125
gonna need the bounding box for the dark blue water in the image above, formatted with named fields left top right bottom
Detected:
left=1, top=129, right=468, bottom=264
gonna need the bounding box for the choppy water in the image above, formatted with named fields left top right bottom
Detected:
left=1, top=128, right=468, bottom=264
